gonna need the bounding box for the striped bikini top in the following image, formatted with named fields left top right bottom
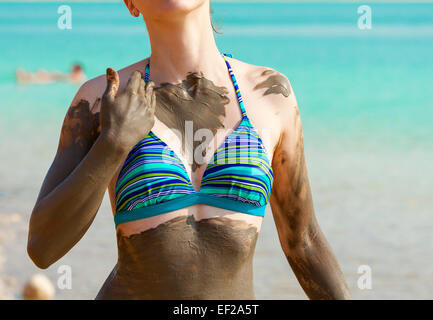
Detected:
left=114, top=53, right=274, bottom=227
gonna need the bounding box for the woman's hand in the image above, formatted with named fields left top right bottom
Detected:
left=100, top=68, right=156, bottom=153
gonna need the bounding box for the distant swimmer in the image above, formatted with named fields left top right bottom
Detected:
left=16, top=63, right=86, bottom=85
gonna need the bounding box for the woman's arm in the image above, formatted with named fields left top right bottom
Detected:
left=28, top=69, right=155, bottom=269
left=269, top=81, right=351, bottom=300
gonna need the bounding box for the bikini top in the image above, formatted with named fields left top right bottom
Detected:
left=114, top=53, right=274, bottom=227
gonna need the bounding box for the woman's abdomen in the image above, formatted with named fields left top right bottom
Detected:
left=96, top=215, right=259, bottom=299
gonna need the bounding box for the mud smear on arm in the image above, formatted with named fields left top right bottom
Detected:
left=97, top=216, right=259, bottom=300
left=58, top=99, right=101, bottom=153
left=37, top=99, right=101, bottom=202
left=270, top=108, right=350, bottom=299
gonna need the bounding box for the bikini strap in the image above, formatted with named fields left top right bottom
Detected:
left=144, top=59, right=150, bottom=82
left=221, top=53, right=247, bottom=117
left=144, top=54, right=247, bottom=117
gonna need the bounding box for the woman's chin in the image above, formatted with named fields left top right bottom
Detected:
left=158, top=0, right=206, bottom=14
left=134, top=0, right=207, bottom=20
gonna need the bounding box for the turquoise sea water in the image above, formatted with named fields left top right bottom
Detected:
left=0, top=2, right=432, bottom=299
left=1, top=2, right=433, bottom=141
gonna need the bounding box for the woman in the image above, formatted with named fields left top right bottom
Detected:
left=27, top=0, right=351, bottom=299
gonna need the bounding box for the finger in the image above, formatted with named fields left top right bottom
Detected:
left=145, top=81, right=156, bottom=110
left=145, top=80, right=155, bottom=99
left=126, top=71, right=141, bottom=94
left=102, top=68, right=119, bottom=104
left=145, top=80, right=155, bottom=91
left=138, top=78, right=146, bottom=97
left=150, top=91, right=156, bottom=113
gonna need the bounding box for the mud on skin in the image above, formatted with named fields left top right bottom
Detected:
left=96, top=216, right=259, bottom=300
left=153, top=72, right=230, bottom=171
left=59, top=98, right=101, bottom=152
left=254, top=69, right=291, bottom=98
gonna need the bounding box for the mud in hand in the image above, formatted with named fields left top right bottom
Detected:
left=100, top=68, right=156, bottom=152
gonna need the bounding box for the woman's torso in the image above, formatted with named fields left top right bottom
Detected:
left=93, top=55, right=282, bottom=299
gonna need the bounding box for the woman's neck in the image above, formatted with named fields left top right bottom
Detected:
left=144, top=2, right=226, bottom=85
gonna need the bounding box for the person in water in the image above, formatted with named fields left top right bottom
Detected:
left=16, top=63, right=86, bottom=84
left=27, top=0, right=351, bottom=299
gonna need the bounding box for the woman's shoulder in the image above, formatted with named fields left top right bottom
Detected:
left=225, top=56, right=300, bottom=157
left=70, top=58, right=149, bottom=109
left=227, top=56, right=299, bottom=125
